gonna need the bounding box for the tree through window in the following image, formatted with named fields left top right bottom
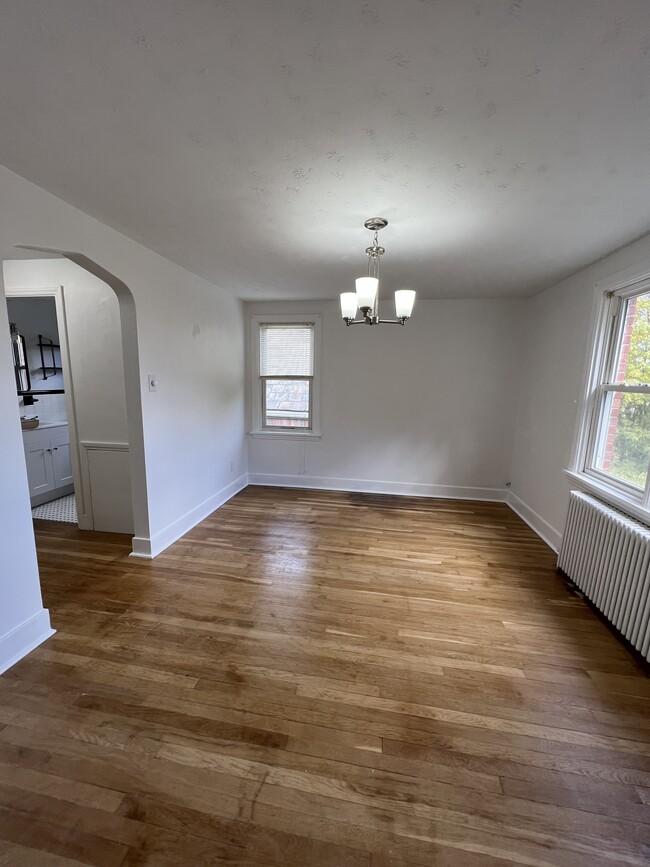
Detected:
left=590, top=290, right=650, bottom=492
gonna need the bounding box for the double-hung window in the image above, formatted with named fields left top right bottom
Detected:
left=574, top=277, right=650, bottom=516
left=251, top=315, right=320, bottom=437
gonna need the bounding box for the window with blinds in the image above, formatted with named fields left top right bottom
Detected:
left=259, top=323, right=314, bottom=429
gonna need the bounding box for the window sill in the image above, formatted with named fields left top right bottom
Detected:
left=565, top=470, right=650, bottom=527
left=249, top=430, right=322, bottom=441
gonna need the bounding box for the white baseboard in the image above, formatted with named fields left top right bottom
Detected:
left=30, top=483, right=74, bottom=508
left=129, top=474, right=248, bottom=559
left=249, top=475, right=563, bottom=551
left=126, top=474, right=562, bottom=559
left=506, top=490, right=562, bottom=553
left=248, top=473, right=508, bottom=502
left=0, top=609, right=55, bottom=675
left=130, top=536, right=154, bottom=559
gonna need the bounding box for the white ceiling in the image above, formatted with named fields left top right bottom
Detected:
left=1, top=0, right=649, bottom=300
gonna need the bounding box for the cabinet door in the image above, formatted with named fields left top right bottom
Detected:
left=50, top=429, right=73, bottom=487
left=51, top=439, right=73, bottom=487
left=24, top=443, right=55, bottom=498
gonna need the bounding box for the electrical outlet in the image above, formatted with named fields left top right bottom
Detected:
left=230, top=460, right=235, bottom=473
left=148, top=374, right=158, bottom=392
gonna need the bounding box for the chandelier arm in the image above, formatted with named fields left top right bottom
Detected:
left=344, top=316, right=405, bottom=326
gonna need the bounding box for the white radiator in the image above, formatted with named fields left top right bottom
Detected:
left=558, top=491, right=650, bottom=662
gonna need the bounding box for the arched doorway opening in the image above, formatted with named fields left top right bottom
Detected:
left=8, top=246, right=150, bottom=552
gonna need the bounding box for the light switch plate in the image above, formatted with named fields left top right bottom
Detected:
left=148, top=374, right=158, bottom=392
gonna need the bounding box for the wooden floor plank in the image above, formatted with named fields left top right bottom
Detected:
left=1, top=488, right=648, bottom=865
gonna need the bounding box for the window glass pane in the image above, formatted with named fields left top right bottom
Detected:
left=593, top=391, right=650, bottom=488
left=260, top=325, right=314, bottom=377
left=614, top=292, right=650, bottom=385
left=264, top=379, right=310, bottom=428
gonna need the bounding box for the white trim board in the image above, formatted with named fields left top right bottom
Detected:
left=249, top=313, right=322, bottom=438
left=568, top=263, right=650, bottom=520
left=79, top=440, right=132, bottom=534
left=0, top=609, right=55, bottom=675
left=4, top=285, right=86, bottom=526
left=506, top=491, right=562, bottom=553
left=130, top=474, right=249, bottom=559
left=130, top=475, right=562, bottom=559
left=249, top=474, right=562, bottom=552
left=80, top=441, right=129, bottom=450
left=248, top=473, right=508, bottom=502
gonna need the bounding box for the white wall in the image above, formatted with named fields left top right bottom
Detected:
left=0, top=164, right=247, bottom=672
left=0, top=279, right=54, bottom=673
left=136, top=272, right=247, bottom=553
left=509, top=232, right=650, bottom=551
left=246, top=299, right=524, bottom=498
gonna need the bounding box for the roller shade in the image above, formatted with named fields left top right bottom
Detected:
left=259, top=324, right=314, bottom=377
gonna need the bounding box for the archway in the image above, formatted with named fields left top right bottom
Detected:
left=15, top=246, right=150, bottom=553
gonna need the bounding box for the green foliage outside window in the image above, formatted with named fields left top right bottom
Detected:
left=609, top=295, right=650, bottom=487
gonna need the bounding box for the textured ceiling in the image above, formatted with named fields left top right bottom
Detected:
left=1, top=0, right=649, bottom=300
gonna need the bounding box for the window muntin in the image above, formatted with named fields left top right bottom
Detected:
left=585, top=289, right=650, bottom=500
left=259, top=323, right=314, bottom=431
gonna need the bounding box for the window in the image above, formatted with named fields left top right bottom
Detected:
left=573, top=276, right=650, bottom=517
left=251, top=315, right=321, bottom=437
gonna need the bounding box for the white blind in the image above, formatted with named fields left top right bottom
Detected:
left=260, top=324, right=314, bottom=377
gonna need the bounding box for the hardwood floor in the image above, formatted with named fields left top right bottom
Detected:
left=1, top=487, right=649, bottom=866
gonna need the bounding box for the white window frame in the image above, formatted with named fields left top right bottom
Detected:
left=568, top=267, right=650, bottom=524
left=250, top=314, right=321, bottom=440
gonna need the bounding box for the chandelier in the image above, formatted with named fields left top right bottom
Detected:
left=340, top=218, right=416, bottom=326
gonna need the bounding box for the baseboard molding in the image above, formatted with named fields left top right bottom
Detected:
left=0, top=608, right=55, bottom=675
left=248, top=473, right=508, bottom=503
left=30, top=483, right=74, bottom=508
left=127, top=474, right=562, bottom=558
left=129, top=474, right=249, bottom=559
left=248, top=474, right=563, bottom=551
left=506, top=491, right=562, bottom=553
left=80, top=441, right=132, bottom=534
left=130, top=536, right=154, bottom=559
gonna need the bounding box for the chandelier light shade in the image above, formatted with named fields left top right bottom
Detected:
left=340, top=217, right=416, bottom=326
left=340, top=292, right=358, bottom=320
left=395, top=289, right=416, bottom=319
left=355, top=277, right=378, bottom=310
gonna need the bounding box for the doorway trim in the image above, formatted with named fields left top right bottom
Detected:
left=4, top=285, right=92, bottom=529
left=12, top=246, right=151, bottom=555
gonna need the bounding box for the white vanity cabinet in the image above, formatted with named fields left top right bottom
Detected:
left=22, top=423, right=74, bottom=505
